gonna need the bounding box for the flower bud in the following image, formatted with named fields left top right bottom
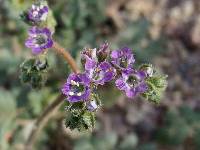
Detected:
left=20, top=57, right=49, bottom=88
left=139, top=64, right=154, bottom=77
left=20, top=2, right=49, bottom=26
left=86, top=100, right=98, bottom=112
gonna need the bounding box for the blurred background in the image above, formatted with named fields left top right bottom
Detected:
left=0, top=0, right=200, bottom=149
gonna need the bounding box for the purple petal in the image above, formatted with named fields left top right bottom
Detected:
left=28, top=27, right=40, bottom=35
left=104, top=71, right=115, bottom=82
left=125, top=89, right=137, bottom=98
left=99, top=61, right=110, bottom=70
left=111, top=50, right=119, bottom=58
left=136, top=71, right=146, bottom=80
left=32, top=47, right=44, bottom=55
left=79, top=73, right=91, bottom=85
left=79, top=88, right=90, bottom=100
left=136, top=82, right=148, bottom=93
left=115, top=78, right=126, bottom=90
left=68, top=95, right=82, bottom=102
left=85, top=57, right=97, bottom=70
left=121, top=47, right=132, bottom=55
left=110, top=47, right=135, bottom=70
left=66, top=73, right=79, bottom=83
left=87, top=101, right=98, bottom=111
left=44, top=39, right=53, bottom=49
left=42, top=28, right=51, bottom=36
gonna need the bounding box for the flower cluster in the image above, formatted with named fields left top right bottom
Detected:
left=62, top=43, right=159, bottom=115
left=62, top=43, right=116, bottom=114
left=23, top=2, right=53, bottom=55
left=20, top=1, right=167, bottom=132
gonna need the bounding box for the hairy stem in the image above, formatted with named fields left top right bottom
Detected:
left=25, top=42, right=80, bottom=149
left=25, top=94, right=64, bottom=149
left=52, top=41, right=79, bottom=73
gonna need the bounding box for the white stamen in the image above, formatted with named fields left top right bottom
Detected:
left=32, top=5, right=36, bottom=10
left=70, top=80, right=80, bottom=86
left=77, top=92, right=82, bottom=96
left=33, top=34, right=37, bottom=38
left=146, top=67, right=153, bottom=77
left=76, top=82, right=79, bottom=87
left=69, top=92, right=74, bottom=96
left=71, top=80, right=77, bottom=85
left=35, top=44, right=39, bottom=47
left=91, top=48, right=97, bottom=60
left=33, top=11, right=39, bottom=17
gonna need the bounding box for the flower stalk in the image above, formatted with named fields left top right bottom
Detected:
left=52, top=41, right=79, bottom=73
left=25, top=43, right=80, bottom=150
left=25, top=94, right=64, bottom=150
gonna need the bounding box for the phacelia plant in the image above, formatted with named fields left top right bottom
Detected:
left=19, top=0, right=167, bottom=148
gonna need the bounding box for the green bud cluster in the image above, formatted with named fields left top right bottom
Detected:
left=20, top=56, right=49, bottom=89
left=142, top=73, right=167, bottom=104
left=65, top=101, right=96, bottom=131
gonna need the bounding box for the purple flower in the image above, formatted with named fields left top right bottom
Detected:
left=86, top=61, right=116, bottom=85
left=81, top=42, right=110, bottom=68
left=81, top=48, right=98, bottom=70
left=115, top=69, right=148, bottom=98
left=86, top=100, right=98, bottom=111
left=111, top=47, right=135, bottom=70
left=62, top=73, right=91, bottom=102
left=28, top=4, right=48, bottom=24
left=25, top=27, right=53, bottom=54
left=81, top=42, right=115, bottom=85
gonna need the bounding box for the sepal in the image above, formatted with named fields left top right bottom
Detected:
left=65, top=110, right=96, bottom=131
left=142, top=73, right=167, bottom=104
